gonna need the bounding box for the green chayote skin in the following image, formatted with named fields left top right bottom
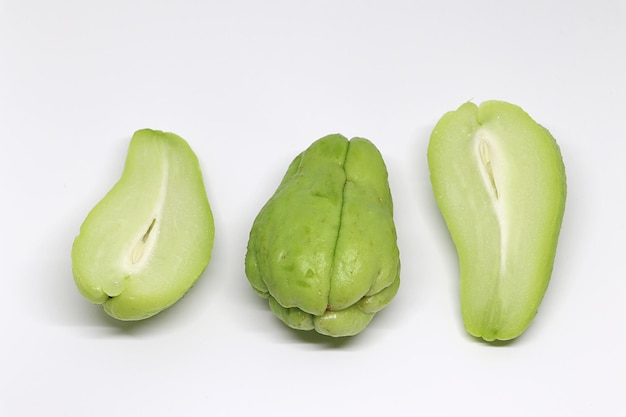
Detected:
left=245, top=134, right=400, bottom=337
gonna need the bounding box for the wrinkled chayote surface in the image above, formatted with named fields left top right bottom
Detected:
left=245, top=134, right=400, bottom=337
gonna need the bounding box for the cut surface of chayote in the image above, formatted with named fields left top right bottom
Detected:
left=72, top=129, right=215, bottom=320
left=245, top=134, right=400, bottom=337
left=428, top=100, right=566, bottom=341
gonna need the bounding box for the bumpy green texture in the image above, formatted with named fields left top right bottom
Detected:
left=428, top=100, right=566, bottom=341
left=72, top=129, right=215, bottom=320
left=245, top=134, right=400, bottom=337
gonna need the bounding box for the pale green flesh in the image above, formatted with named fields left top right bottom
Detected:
left=245, top=134, right=400, bottom=337
left=428, top=101, right=566, bottom=341
left=71, top=129, right=215, bottom=320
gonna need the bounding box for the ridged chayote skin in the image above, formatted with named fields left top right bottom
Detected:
left=245, top=134, right=400, bottom=337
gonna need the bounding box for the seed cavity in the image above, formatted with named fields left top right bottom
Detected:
left=131, top=218, right=157, bottom=265
left=479, top=139, right=499, bottom=200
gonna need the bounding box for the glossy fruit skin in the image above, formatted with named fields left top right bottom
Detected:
left=72, top=129, right=214, bottom=320
left=428, top=101, right=566, bottom=341
left=245, top=134, right=400, bottom=337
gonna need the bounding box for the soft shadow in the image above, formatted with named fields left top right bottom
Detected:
left=51, top=257, right=219, bottom=338
left=463, top=331, right=524, bottom=347
left=269, top=307, right=398, bottom=350
left=283, top=326, right=363, bottom=349
left=69, top=290, right=199, bottom=337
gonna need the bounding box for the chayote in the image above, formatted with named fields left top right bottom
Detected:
left=428, top=100, right=567, bottom=341
left=72, top=129, right=215, bottom=320
left=245, top=134, right=400, bottom=337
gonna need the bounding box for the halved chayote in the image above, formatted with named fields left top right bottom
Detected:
left=245, top=134, right=400, bottom=337
left=72, top=129, right=215, bottom=320
left=428, top=100, right=567, bottom=341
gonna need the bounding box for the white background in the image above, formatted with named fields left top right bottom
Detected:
left=1, top=1, right=625, bottom=416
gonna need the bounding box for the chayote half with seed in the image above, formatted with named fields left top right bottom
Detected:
left=245, top=134, right=400, bottom=337
left=72, top=129, right=215, bottom=320
left=428, top=100, right=566, bottom=341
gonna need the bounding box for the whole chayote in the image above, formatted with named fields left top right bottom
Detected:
left=245, top=134, right=400, bottom=337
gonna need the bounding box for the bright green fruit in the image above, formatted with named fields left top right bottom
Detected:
left=245, top=134, right=400, bottom=337
left=428, top=100, right=566, bottom=341
left=72, top=129, right=215, bottom=320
